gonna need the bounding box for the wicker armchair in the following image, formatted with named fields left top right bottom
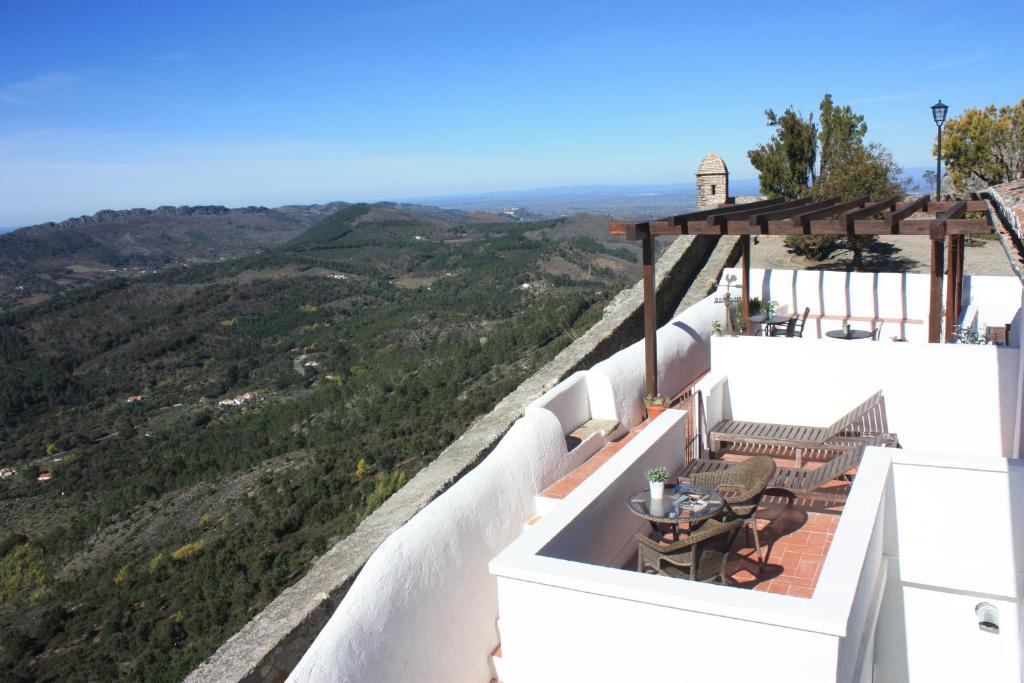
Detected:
left=681, top=455, right=776, bottom=563
left=636, top=517, right=744, bottom=583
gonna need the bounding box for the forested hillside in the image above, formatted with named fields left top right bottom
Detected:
left=0, top=204, right=637, bottom=681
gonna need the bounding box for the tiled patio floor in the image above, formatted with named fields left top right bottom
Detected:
left=539, top=386, right=849, bottom=599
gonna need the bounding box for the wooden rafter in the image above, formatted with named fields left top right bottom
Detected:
left=610, top=196, right=995, bottom=239
left=611, top=194, right=997, bottom=391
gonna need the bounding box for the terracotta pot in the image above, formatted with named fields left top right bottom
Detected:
left=645, top=403, right=668, bottom=421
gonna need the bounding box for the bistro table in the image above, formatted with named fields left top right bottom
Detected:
left=627, top=483, right=726, bottom=541
left=826, top=328, right=873, bottom=341
left=748, top=312, right=791, bottom=335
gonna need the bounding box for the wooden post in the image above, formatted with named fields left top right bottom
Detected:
left=928, top=237, right=944, bottom=343
left=741, top=235, right=751, bottom=334
left=945, top=237, right=957, bottom=342
left=641, top=227, right=658, bottom=398
left=956, top=234, right=966, bottom=319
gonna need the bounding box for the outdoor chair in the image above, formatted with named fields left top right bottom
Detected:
left=706, top=390, right=884, bottom=461
left=679, top=455, right=776, bottom=563
left=636, top=517, right=744, bottom=583
left=770, top=317, right=797, bottom=337
left=794, top=307, right=810, bottom=337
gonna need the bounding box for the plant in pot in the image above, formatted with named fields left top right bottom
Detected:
left=711, top=320, right=722, bottom=336
left=644, top=393, right=669, bottom=420
left=645, top=466, right=669, bottom=499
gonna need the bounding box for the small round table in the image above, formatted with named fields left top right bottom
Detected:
left=749, top=313, right=791, bottom=335
left=627, top=484, right=725, bottom=540
left=826, top=329, right=873, bottom=340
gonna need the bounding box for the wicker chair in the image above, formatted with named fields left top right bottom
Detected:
left=636, top=517, right=744, bottom=583
left=680, top=455, right=776, bottom=564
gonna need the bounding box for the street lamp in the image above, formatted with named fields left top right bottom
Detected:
left=931, top=100, right=949, bottom=201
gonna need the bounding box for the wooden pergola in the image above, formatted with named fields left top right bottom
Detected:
left=609, top=194, right=997, bottom=397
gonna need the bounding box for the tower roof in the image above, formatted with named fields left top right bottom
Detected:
left=696, top=152, right=728, bottom=175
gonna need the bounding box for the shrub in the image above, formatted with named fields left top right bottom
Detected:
left=784, top=235, right=842, bottom=261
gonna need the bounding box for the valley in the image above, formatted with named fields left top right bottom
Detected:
left=0, top=202, right=637, bottom=681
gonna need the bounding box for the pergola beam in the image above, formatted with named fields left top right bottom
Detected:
left=886, top=194, right=930, bottom=229
left=608, top=197, right=996, bottom=374
left=840, top=194, right=902, bottom=229
left=795, top=196, right=868, bottom=229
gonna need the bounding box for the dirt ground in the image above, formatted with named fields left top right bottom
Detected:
left=748, top=235, right=1014, bottom=276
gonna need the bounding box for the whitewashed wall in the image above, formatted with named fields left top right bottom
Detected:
left=718, top=267, right=933, bottom=341
left=707, top=336, right=1021, bottom=457
left=963, top=275, right=1023, bottom=334
left=288, top=294, right=719, bottom=682
left=289, top=408, right=571, bottom=683
left=874, top=452, right=1024, bottom=682
left=588, top=292, right=719, bottom=430
left=491, top=423, right=893, bottom=683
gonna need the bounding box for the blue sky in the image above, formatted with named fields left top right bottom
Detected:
left=0, top=0, right=1020, bottom=226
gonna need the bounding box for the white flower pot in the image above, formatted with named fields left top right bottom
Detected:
left=649, top=481, right=664, bottom=499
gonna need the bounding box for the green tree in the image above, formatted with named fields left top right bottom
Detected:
left=749, top=93, right=910, bottom=270
left=813, top=142, right=909, bottom=269
left=747, top=107, right=817, bottom=199
left=941, top=98, right=1024, bottom=192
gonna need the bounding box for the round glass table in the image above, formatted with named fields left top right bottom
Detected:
left=826, top=328, right=873, bottom=340
left=627, top=484, right=725, bottom=540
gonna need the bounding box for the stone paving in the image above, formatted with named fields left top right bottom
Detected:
left=747, top=235, right=1014, bottom=277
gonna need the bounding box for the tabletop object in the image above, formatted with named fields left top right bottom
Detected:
left=627, top=483, right=725, bottom=533
left=825, top=329, right=873, bottom=340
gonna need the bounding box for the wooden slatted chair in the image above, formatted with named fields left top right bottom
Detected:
left=708, top=390, right=884, bottom=461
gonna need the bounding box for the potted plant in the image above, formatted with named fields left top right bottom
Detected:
left=644, top=393, right=669, bottom=420
left=763, top=299, right=779, bottom=318
left=711, top=320, right=722, bottom=336
left=645, top=466, right=669, bottom=499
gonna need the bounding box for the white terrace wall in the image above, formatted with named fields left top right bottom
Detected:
left=587, top=291, right=720, bottom=431
left=707, top=336, right=1021, bottom=457
left=490, top=423, right=893, bottom=683
left=287, top=293, right=720, bottom=682
left=875, top=452, right=1024, bottom=682
left=290, top=408, right=569, bottom=683
left=719, top=267, right=932, bottom=341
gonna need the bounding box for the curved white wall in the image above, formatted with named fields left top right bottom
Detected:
left=588, top=293, right=719, bottom=431
left=289, top=408, right=570, bottom=683
left=288, top=294, right=718, bottom=683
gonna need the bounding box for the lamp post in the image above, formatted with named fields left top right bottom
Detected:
left=931, top=99, right=949, bottom=201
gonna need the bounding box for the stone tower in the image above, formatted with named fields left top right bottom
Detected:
left=696, top=152, right=729, bottom=210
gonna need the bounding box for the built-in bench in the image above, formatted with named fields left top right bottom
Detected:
left=566, top=418, right=620, bottom=450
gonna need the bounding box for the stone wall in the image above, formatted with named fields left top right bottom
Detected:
left=185, top=233, right=725, bottom=683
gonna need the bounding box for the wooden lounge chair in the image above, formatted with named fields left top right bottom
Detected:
left=707, top=390, right=884, bottom=461
left=680, top=442, right=887, bottom=503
